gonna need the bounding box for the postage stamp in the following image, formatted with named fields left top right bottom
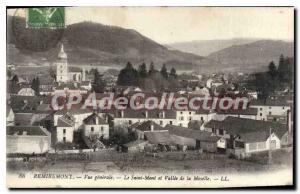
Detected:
left=26, top=7, right=65, bottom=28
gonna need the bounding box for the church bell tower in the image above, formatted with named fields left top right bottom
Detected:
left=56, top=44, right=68, bottom=83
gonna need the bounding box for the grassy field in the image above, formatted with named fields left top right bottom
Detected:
left=7, top=149, right=293, bottom=174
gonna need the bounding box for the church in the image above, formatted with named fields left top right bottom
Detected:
left=55, top=44, right=85, bottom=83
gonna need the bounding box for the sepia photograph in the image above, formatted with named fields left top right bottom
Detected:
left=6, top=6, right=294, bottom=188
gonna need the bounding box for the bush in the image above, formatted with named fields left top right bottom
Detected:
left=54, top=142, right=77, bottom=151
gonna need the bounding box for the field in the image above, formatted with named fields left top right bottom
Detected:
left=7, top=149, right=293, bottom=175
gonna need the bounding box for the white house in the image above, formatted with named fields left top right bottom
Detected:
left=249, top=99, right=291, bottom=121
left=54, top=109, right=93, bottom=130
left=204, top=116, right=287, bottom=155
left=56, top=113, right=75, bottom=143
left=82, top=113, right=109, bottom=139
left=114, top=109, right=177, bottom=127
left=7, top=126, right=51, bottom=154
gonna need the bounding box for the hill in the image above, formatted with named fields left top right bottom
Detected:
left=7, top=16, right=219, bottom=71
left=207, top=40, right=294, bottom=72
left=167, top=38, right=260, bottom=56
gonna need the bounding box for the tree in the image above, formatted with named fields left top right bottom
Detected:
left=31, top=77, right=40, bottom=95
left=92, top=69, right=106, bottom=93
left=7, top=69, right=12, bottom=78
left=117, top=62, right=139, bottom=86
left=138, top=63, right=147, bottom=78
left=160, top=64, right=168, bottom=79
left=169, top=67, right=177, bottom=79
left=148, top=62, right=156, bottom=76
left=11, top=75, right=18, bottom=84
left=268, top=61, right=278, bottom=83
left=49, top=67, right=56, bottom=81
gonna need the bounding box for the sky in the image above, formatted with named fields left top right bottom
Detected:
left=8, top=7, right=294, bottom=44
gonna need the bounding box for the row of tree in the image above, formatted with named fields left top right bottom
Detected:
left=117, top=62, right=179, bottom=91
left=251, top=54, right=294, bottom=101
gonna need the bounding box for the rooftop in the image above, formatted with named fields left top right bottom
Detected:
left=7, top=126, right=50, bottom=136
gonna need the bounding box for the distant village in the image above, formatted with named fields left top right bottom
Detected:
left=7, top=44, right=294, bottom=163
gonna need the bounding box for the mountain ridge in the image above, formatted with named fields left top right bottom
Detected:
left=7, top=17, right=218, bottom=71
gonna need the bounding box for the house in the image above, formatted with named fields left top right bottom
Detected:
left=7, top=126, right=51, bottom=154
left=82, top=113, right=109, bottom=139
left=53, top=108, right=93, bottom=130
left=249, top=99, right=291, bottom=122
left=239, top=131, right=281, bottom=157
left=56, top=113, right=75, bottom=143
left=204, top=116, right=289, bottom=156
left=129, top=120, right=167, bottom=140
left=176, top=109, right=196, bottom=127
left=114, top=109, right=177, bottom=127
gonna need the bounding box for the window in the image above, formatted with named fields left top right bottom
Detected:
left=269, top=111, right=272, bottom=115
left=180, top=116, right=184, bottom=121
left=283, top=107, right=285, bottom=110
left=180, top=112, right=183, bottom=114
left=189, top=112, right=191, bottom=115
left=91, top=127, right=94, bottom=132
left=260, top=113, right=262, bottom=116
left=129, top=120, right=132, bottom=125
left=179, top=123, right=182, bottom=127
left=101, top=126, right=104, bottom=132
left=269, top=107, right=272, bottom=109
left=160, top=121, right=163, bottom=125
left=189, top=117, right=192, bottom=121
left=200, top=117, right=204, bottom=121
left=260, top=108, right=263, bottom=111
left=169, top=121, right=173, bottom=125
left=63, top=137, right=66, bottom=143
left=63, top=129, right=66, bottom=134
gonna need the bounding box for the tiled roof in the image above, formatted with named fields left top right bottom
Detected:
left=133, top=120, right=165, bottom=132
left=57, top=116, right=74, bottom=127
left=204, top=116, right=287, bottom=138
left=165, top=124, right=213, bottom=141
left=83, top=113, right=107, bottom=125
left=144, top=131, right=172, bottom=145
left=7, top=126, right=50, bottom=136
left=14, top=113, right=34, bottom=125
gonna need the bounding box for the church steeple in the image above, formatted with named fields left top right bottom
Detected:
left=58, top=44, right=67, bottom=59
left=56, top=43, right=68, bottom=83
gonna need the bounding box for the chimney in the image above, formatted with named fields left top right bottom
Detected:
left=150, top=123, right=154, bottom=131
left=121, top=110, right=124, bottom=118
left=145, top=110, right=148, bottom=118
